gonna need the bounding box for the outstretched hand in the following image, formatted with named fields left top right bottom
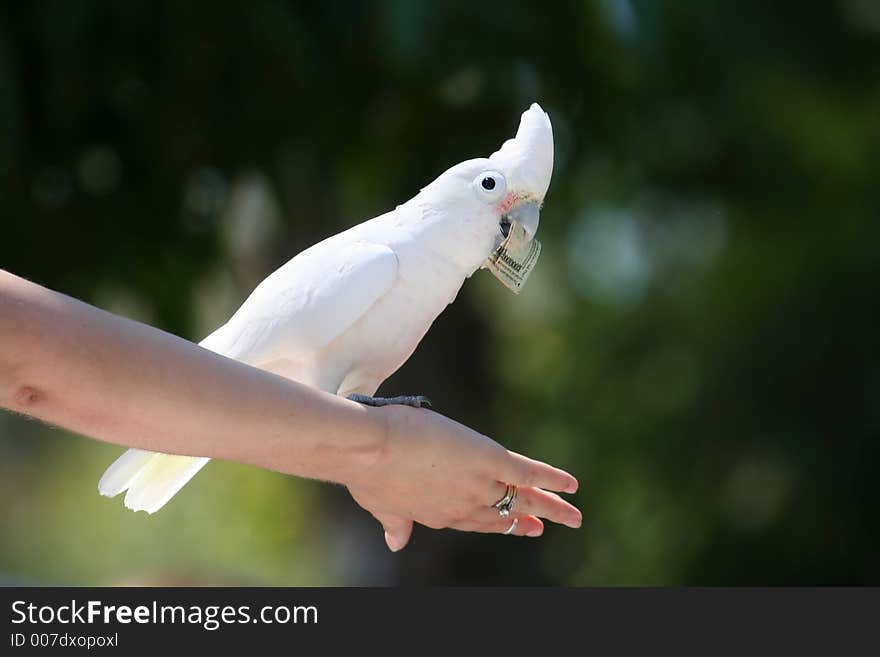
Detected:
left=345, top=405, right=581, bottom=551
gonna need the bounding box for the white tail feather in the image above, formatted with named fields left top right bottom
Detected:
left=98, top=448, right=158, bottom=498
left=98, top=448, right=210, bottom=514
left=122, top=454, right=210, bottom=513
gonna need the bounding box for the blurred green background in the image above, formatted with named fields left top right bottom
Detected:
left=1, top=1, right=878, bottom=585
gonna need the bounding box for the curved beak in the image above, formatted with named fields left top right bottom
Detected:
left=508, top=201, right=540, bottom=241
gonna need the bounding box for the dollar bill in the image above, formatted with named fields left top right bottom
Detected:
left=484, top=221, right=541, bottom=294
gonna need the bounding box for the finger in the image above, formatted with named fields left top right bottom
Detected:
left=487, top=482, right=582, bottom=528
left=373, top=511, right=413, bottom=552
left=452, top=512, right=544, bottom=537
left=501, top=451, right=579, bottom=493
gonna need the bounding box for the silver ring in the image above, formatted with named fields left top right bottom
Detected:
left=498, top=486, right=517, bottom=518
left=493, top=484, right=515, bottom=509
left=494, top=484, right=518, bottom=518
left=503, top=518, right=518, bottom=535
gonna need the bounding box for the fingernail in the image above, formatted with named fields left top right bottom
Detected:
left=526, top=528, right=543, bottom=537
left=385, top=533, right=401, bottom=552
left=568, top=515, right=582, bottom=529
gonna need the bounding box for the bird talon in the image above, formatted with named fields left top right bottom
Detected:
left=347, top=394, right=432, bottom=409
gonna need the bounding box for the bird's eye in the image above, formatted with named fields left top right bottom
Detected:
left=473, top=171, right=506, bottom=203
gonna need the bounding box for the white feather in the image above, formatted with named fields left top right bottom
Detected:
left=122, top=454, right=210, bottom=514
left=207, top=240, right=399, bottom=363
left=98, top=448, right=157, bottom=498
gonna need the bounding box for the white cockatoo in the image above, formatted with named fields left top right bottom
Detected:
left=98, top=103, right=554, bottom=513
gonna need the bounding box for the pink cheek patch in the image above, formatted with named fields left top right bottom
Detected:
left=496, top=192, right=519, bottom=215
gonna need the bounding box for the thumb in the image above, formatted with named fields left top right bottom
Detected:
left=373, top=512, right=413, bottom=552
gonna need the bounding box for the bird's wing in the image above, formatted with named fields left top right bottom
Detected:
left=200, top=240, right=399, bottom=363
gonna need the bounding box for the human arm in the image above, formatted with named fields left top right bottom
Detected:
left=0, top=269, right=580, bottom=549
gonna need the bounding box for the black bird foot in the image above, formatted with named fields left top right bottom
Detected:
left=347, top=394, right=432, bottom=409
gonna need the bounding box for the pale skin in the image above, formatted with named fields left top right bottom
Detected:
left=0, top=270, right=581, bottom=551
